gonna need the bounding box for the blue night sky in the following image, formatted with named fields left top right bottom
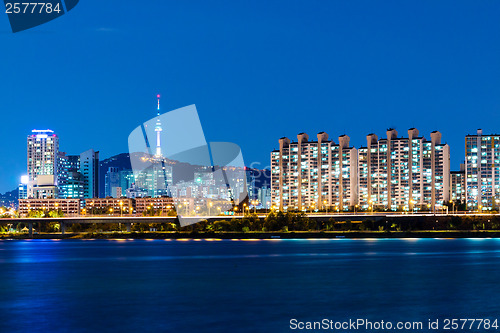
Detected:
left=0, top=0, right=499, bottom=192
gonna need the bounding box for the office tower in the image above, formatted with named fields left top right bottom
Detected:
left=80, top=149, right=99, bottom=198
left=450, top=164, right=465, bottom=202
left=57, top=152, right=69, bottom=187
left=257, top=186, right=271, bottom=208
left=59, top=171, right=85, bottom=199
left=104, top=168, right=135, bottom=198
left=358, top=128, right=450, bottom=211
left=120, top=170, right=135, bottom=192
left=465, top=129, right=500, bottom=210
left=105, top=167, right=121, bottom=197
left=126, top=183, right=148, bottom=198
left=27, top=129, right=59, bottom=198
left=246, top=170, right=257, bottom=200
left=134, top=162, right=172, bottom=198
left=271, top=132, right=358, bottom=211
left=57, top=152, right=82, bottom=198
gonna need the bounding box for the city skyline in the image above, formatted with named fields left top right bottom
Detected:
left=4, top=122, right=498, bottom=196
left=1, top=1, right=500, bottom=193
left=2, top=3, right=500, bottom=332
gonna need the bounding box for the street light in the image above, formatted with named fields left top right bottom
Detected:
left=309, top=201, right=316, bottom=214
left=208, top=201, right=213, bottom=216
left=251, top=200, right=258, bottom=214
left=354, top=204, right=358, bottom=214
left=119, top=201, right=123, bottom=217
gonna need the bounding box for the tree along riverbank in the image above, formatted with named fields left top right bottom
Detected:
left=2, top=229, right=500, bottom=240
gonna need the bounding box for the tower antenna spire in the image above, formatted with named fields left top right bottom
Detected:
left=157, top=94, right=161, bottom=115
left=154, top=94, right=163, bottom=157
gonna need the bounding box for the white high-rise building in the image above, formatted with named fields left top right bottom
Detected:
left=465, top=129, right=500, bottom=210
left=271, top=128, right=450, bottom=212
left=358, top=128, right=450, bottom=211
left=27, top=129, right=59, bottom=198
left=271, top=132, right=358, bottom=211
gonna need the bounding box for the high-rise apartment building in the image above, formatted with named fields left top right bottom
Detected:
left=465, top=129, right=500, bottom=210
left=27, top=129, right=59, bottom=198
left=358, top=128, right=450, bottom=211
left=271, top=132, right=357, bottom=211
left=450, top=164, right=465, bottom=203
left=271, top=128, right=450, bottom=212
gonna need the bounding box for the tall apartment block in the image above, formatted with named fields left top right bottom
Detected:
left=27, top=129, right=59, bottom=198
left=80, top=149, right=99, bottom=199
left=271, top=128, right=450, bottom=212
left=465, top=129, right=500, bottom=210
left=358, top=128, right=450, bottom=211
left=271, top=132, right=358, bottom=211
left=450, top=164, right=465, bottom=202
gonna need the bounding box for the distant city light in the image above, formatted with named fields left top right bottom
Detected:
left=31, top=129, right=54, bottom=133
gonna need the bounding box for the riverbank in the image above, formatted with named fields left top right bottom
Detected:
left=2, top=230, right=500, bottom=240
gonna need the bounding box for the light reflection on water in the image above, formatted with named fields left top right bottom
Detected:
left=0, top=238, right=499, bottom=332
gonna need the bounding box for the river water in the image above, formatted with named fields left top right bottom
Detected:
left=0, top=238, right=499, bottom=332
